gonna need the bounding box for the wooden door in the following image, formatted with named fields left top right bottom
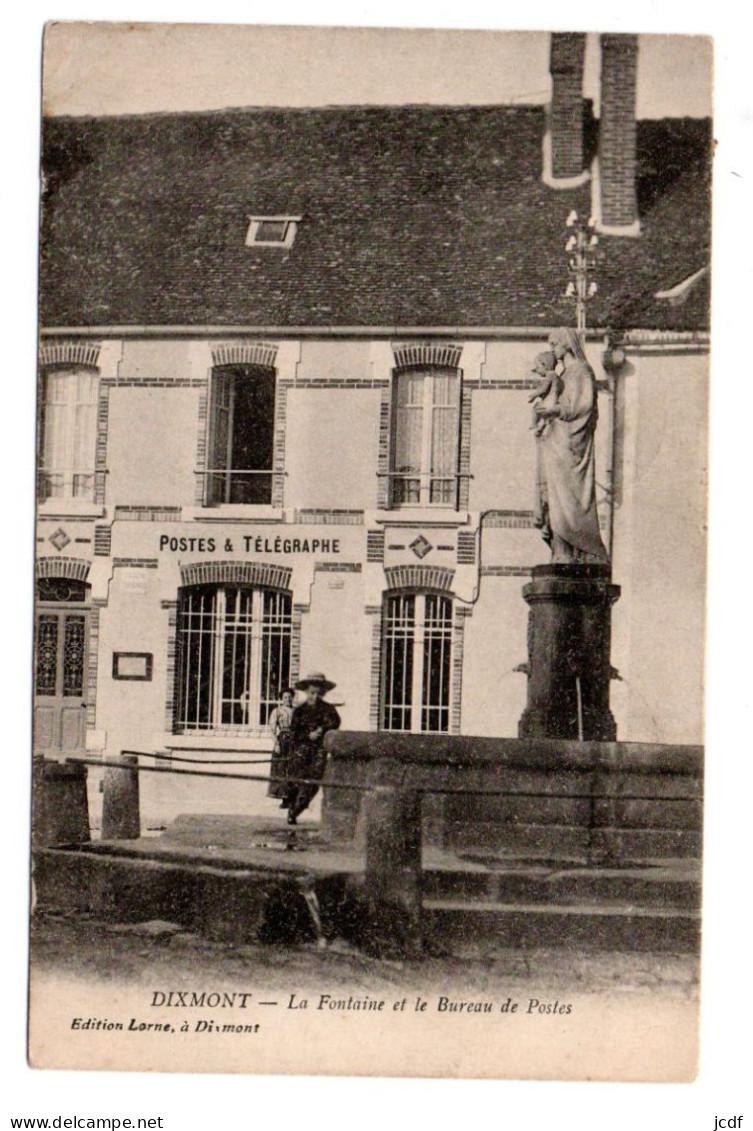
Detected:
left=34, top=594, right=89, bottom=756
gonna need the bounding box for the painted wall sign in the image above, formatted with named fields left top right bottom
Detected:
left=157, top=534, right=342, bottom=555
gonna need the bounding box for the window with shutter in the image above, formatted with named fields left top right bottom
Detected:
left=205, top=365, right=276, bottom=505
left=38, top=368, right=99, bottom=502
left=390, top=368, right=461, bottom=507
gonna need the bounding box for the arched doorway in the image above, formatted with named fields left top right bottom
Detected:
left=34, top=576, right=90, bottom=756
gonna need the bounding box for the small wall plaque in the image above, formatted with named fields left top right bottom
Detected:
left=112, top=652, right=153, bottom=681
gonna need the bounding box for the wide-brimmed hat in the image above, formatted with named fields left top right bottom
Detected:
left=295, top=671, right=336, bottom=692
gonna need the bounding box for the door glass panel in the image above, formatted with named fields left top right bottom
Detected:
left=36, top=577, right=88, bottom=602
left=62, top=614, right=86, bottom=697
left=36, top=615, right=58, bottom=695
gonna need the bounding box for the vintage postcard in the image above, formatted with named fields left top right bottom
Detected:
left=29, top=22, right=710, bottom=1079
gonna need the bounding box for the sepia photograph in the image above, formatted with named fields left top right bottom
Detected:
left=26, top=19, right=714, bottom=1082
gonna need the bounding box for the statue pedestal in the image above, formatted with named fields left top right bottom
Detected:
left=518, top=564, right=620, bottom=741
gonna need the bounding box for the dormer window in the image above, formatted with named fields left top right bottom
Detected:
left=245, top=215, right=301, bottom=248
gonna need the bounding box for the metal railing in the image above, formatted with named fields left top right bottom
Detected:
left=37, top=469, right=98, bottom=503
left=376, top=470, right=473, bottom=508
left=194, top=468, right=285, bottom=506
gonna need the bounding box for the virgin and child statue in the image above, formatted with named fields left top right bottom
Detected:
left=530, top=327, right=609, bottom=565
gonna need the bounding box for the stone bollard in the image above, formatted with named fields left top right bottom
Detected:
left=32, top=756, right=91, bottom=849
left=361, top=759, right=422, bottom=957
left=101, top=752, right=141, bottom=841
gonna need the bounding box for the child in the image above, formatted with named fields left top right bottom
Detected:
left=528, top=350, right=561, bottom=436
left=267, top=688, right=295, bottom=807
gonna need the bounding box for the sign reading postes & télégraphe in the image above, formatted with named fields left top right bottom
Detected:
left=158, top=534, right=342, bottom=556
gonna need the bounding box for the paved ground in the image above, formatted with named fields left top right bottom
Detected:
left=30, top=909, right=700, bottom=1002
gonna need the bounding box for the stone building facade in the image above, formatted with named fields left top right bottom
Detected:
left=35, top=34, right=711, bottom=822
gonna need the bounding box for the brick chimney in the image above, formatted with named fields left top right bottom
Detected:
left=546, top=32, right=588, bottom=185
left=596, top=34, right=640, bottom=235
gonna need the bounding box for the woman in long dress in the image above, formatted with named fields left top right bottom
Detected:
left=533, top=327, right=608, bottom=564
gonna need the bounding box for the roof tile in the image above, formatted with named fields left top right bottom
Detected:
left=40, top=105, right=711, bottom=332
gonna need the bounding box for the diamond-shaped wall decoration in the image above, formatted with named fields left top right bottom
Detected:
left=49, top=527, right=71, bottom=552
left=410, top=534, right=433, bottom=560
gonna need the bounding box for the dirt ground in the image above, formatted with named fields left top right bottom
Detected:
left=30, top=909, right=700, bottom=1002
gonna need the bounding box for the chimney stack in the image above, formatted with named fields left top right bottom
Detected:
left=596, top=34, right=640, bottom=235
left=547, top=32, right=588, bottom=185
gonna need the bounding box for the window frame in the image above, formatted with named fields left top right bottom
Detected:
left=203, top=363, right=277, bottom=507
left=245, top=215, right=302, bottom=248
left=37, top=364, right=100, bottom=504
left=389, top=365, right=462, bottom=510
left=380, top=589, right=453, bottom=734
left=174, top=583, right=293, bottom=735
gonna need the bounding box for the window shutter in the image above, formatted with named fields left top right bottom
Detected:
left=429, top=372, right=460, bottom=505
left=207, top=371, right=233, bottom=504
left=392, top=372, right=424, bottom=504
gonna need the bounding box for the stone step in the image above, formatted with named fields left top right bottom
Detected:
left=422, top=866, right=701, bottom=910
left=444, top=794, right=701, bottom=831
left=34, top=837, right=701, bottom=956
left=423, top=898, right=701, bottom=953
left=33, top=846, right=328, bottom=945
left=446, top=823, right=702, bottom=858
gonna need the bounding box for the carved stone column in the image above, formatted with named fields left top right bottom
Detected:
left=518, top=564, right=620, bottom=741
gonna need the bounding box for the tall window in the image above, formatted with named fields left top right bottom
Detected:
left=391, top=368, right=460, bottom=506
left=175, top=585, right=291, bottom=732
left=38, top=368, right=99, bottom=502
left=381, top=592, right=452, bottom=732
left=205, top=365, right=276, bottom=505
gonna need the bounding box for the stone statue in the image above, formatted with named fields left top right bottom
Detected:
left=532, top=327, right=608, bottom=564
left=528, top=349, right=562, bottom=436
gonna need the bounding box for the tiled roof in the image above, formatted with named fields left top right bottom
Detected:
left=40, top=105, right=711, bottom=332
